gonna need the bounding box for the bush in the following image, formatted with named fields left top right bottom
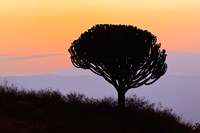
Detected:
left=0, top=83, right=199, bottom=133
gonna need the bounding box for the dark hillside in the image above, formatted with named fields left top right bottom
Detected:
left=0, top=84, right=199, bottom=133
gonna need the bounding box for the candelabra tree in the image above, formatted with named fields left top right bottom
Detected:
left=68, top=24, right=167, bottom=109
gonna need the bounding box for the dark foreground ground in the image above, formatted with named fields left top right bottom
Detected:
left=0, top=84, right=199, bottom=133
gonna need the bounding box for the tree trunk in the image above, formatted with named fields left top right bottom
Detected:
left=118, top=91, right=126, bottom=109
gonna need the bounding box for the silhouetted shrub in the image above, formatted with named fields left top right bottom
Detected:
left=194, top=123, right=200, bottom=132
left=0, top=83, right=199, bottom=133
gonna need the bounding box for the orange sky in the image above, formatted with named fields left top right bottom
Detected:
left=1, top=0, right=200, bottom=76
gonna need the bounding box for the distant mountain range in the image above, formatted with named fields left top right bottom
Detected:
left=0, top=74, right=200, bottom=124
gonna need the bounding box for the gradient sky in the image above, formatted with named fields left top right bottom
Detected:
left=1, top=0, right=200, bottom=76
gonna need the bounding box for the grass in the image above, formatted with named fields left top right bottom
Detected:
left=0, top=83, right=200, bottom=133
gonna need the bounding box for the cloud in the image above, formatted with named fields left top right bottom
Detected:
left=0, top=53, right=64, bottom=62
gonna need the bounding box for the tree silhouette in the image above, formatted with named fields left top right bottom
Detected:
left=68, top=24, right=167, bottom=109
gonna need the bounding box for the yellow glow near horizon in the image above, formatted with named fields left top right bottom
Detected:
left=0, top=0, right=200, bottom=75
